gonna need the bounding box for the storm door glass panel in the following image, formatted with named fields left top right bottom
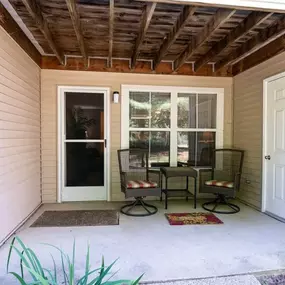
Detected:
left=66, top=142, right=104, bottom=186
left=197, top=94, right=217, bottom=128
left=177, top=93, right=196, bottom=128
left=65, top=92, right=105, bottom=188
left=66, top=92, right=104, bottom=139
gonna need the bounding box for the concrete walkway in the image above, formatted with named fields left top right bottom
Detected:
left=147, top=275, right=260, bottom=285
left=0, top=201, right=285, bottom=284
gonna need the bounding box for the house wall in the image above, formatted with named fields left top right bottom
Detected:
left=0, top=28, right=41, bottom=243
left=233, top=52, right=285, bottom=209
left=41, top=69, right=233, bottom=203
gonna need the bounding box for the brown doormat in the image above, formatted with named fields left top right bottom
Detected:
left=165, top=212, right=223, bottom=225
left=31, top=210, right=119, bottom=227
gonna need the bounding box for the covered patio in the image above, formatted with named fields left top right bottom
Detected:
left=1, top=0, right=285, bottom=283
left=0, top=201, right=285, bottom=284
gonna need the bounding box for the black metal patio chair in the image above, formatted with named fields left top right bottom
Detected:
left=199, top=149, right=245, bottom=214
left=117, top=149, right=161, bottom=216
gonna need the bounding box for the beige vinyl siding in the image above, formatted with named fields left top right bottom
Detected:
left=234, top=52, right=285, bottom=209
left=0, top=27, right=41, bottom=243
left=41, top=70, right=233, bottom=202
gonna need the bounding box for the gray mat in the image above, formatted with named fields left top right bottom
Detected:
left=31, top=210, right=119, bottom=227
left=257, top=274, right=285, bottom=285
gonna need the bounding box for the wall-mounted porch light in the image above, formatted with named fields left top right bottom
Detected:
left=113, top=91, right=120, bottom=103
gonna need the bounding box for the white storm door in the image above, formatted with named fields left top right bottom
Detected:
left=59, top=87, right=108, bottom=202
left=264, top=77, right=285, bottom=219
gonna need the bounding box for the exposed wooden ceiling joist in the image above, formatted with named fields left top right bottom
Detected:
left=131, top=2, right=157, bottom=69
left=136, top=0, right=285, bottom=13
left=0, top=1, right=41, bottom=65
left=194, top=11, right=273, bottom=72
left=20, top=0, right=64, bottom=65
left=232, top=35, right=285, bottom=75
left=173, top=8, right=236, bottom=72
left=3, top=0, right=285, bottom=77
left=108, top=0, right=114, bottom=68
left=153, top=5, right=197, bottom=70
left=65, top=0, right=88, bottom=67
left=215, top=15, right=285, bottom=72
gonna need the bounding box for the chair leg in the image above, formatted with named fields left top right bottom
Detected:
left=125, top=198, right=139, bottom=214
left=121, top=197, right=158, bottom=217
left=141, top=201, right=154, bottom=214
left=160, top=175, right=163, bottom=202
left=211, top=197, right=220, bottom=212
left=165, top=178, right=168, bottom=210
left=194, top=178, right=197, bottom=209
left=202, top=195, right=240, bottom=214
left=186, top=176, right=189, bottom=202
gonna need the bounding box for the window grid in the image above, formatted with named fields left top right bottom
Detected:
left=122, top=86, right=224, bottom=168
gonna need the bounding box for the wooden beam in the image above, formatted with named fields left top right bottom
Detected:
left=65, top=0, right=88, bottom=66
left=136, top=0, right=285, bottom=13
left=41, top=56, right=232, bottom=76
left=21, top=0, right=64, bottom=65
left=131, top=2, right=156, bottom=69
left=194, top=11, right=273, bottom=72
left=0, top=2, right=41, bottom=65
left=215, top=16, right=285, bottom=72
left=173, top=9, right=236, bottom=72
left=108, top=0, right=114, bottom=68
left=232, top=35, right=285, bottom=76
left=153, top=5, right=197, bottom=70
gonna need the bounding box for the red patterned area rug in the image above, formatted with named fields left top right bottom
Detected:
left=165, top=212, right=223, bottom=225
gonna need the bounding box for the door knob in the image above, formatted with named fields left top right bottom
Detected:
left=265, top=155, right=271, bottom=160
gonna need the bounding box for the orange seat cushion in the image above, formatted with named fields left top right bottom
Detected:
left=205, top=180, right=234, bottom=189
left=127, top=180, right=158, bottom=189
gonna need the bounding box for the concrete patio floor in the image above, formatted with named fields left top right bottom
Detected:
left=0, top=200, right=285, bottom=284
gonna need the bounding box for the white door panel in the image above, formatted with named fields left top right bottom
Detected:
left=264, top=78, right=285, bottom=218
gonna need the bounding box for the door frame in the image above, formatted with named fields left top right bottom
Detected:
left=262, top=71, right=285, bottom=212
left=57, top=85, right=111, bottom=203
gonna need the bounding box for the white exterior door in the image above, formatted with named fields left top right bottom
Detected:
left=58, top=86, right=109, bottom=202
left=263, top=76, right=285, bottom=219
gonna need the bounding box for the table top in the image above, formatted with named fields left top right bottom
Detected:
left=160, top=166, right=198, bottom=178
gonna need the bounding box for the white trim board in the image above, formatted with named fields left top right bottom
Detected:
left=57, top=86, right=111, bottom=203
left=143, top=0, right=285, bottom=12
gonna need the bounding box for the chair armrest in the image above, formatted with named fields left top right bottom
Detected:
left=119, top=171, right=127, bottom=187
left=234, top=172, right=242, bottom=191
left=148, top=169, right=161, bottom=175
left=177, top=161, right=196, bottom=167
left=199, top=169, right=213, bottom=190
left=199, top=169, right=212, bottom=173
left=147, top=169, right=161, bottom=187
left=177, top=161, right=188, bottom=167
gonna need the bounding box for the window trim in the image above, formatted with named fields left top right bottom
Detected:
left=121, top=85, right=224, bottom=167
